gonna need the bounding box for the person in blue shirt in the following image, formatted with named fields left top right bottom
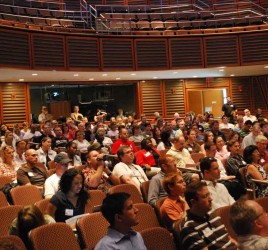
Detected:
left=95, top=192, right=147, bottom=250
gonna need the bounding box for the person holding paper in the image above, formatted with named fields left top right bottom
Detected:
left=47, top=168, right=89, bottom=222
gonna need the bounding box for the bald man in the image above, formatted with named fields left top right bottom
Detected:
left=17, top=149, right=48, bottom=188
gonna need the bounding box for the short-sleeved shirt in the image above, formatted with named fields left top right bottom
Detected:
left=111, top=139, right=137, bottom=154
left=95, top=227, right=147, bottom=250
left=17, top=163, right=48, bottom=186
left=180, top=210, right=236, bottom=250
left=50, top=191, right=87, bottom=222
left=44, top=173, right=61, bottom=197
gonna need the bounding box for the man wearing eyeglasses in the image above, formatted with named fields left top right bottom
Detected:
left=230, top=199, right=268, bottom=250
left=180, top=181, right=236, bottom=250
left=112, top=146, right=148, bottom=193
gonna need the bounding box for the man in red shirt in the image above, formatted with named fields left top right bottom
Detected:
left=112, top=128, right=137, bottom=154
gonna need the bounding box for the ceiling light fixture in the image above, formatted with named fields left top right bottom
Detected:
left=102, top=74, right=108, bottom=76
left=116, top=78, right=121, bottom=80
left=32, top=73, right=38, bottom=76
left=130, top=73, right=136, bottom=76
left=74, top=74, right=79, bottom=77
left=19, top=79, right=24, bottom=82
left=89, top=78, right=94, bottom=81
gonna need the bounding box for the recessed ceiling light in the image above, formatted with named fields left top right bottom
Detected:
left=173, top=72, right=178, bottom=74
left=193, top=76, right=197, bottom=78
left=142, top=81, right=145, bottom=83
left=89, top=78, right=94, bottom=81
left=74, top=74, right=79, bottom=77
left=230, top=74, right=235, bottom=77
left=219, top=69, right=224, bottom=72
left=19, top=79, right=24, bottom=82
left=130, top=73, right=136, bottom=76
left=102, top=74, right=108, bottom=76
left=153, top=77, right=158, bottom=79
left=116, top=78, right=121, bottom=80
left=265, top=66, right=268, bottom=68
left=218, top=66, right=225, bottom=69
left=51, top=85, right=54, bottom=87
left=32, top=73, right=38, bottom=76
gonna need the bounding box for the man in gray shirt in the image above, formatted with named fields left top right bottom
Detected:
left=148, top=155, right=178, bottom=207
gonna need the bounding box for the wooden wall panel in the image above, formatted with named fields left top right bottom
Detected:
left=204, top=36, right=239, bottom=67
left=185, top=78, right=207, bottom=88
left=101, top=39, right=134, bottom=70
left=1, top=83, right=28, bottom=124
left=240, top=33, right=268, bottom=65
left=105, top=0, right=125, bottom=5
left=140, top=81, right=163, bottom=116
left=67, top=38, right=99, bottom=69
left=208, top=77, right=230, bottom=87
left=32, top=34, right=65, bottom=69
left=251, top=76, right=268, bottom=109
left=170, top=38, right=203, bottom=68
left=164, top=80, right=185, bottom=116
left=231, top=77, right=252, bottom=112
left=0, top=29, right=30, bottom=67
left=135, top=39, right=168, bottom=70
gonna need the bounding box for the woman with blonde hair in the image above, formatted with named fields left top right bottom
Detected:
left=0, top=145, right=20, bottom=181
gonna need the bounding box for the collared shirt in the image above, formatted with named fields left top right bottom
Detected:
left=112, top=162, right=148, bottom=192
left=95, top=227, right=147, bottom=250
left=14, top=152, right=26, bottom=165
left=36, top=148, right=57, bottom=169
left=205, top=180, right=235, bottom=211
left=180, top=210, right=236, bottom=250
left=238, top=234, right=268, bottom=250
left=167, top=146, right=195, bottom=167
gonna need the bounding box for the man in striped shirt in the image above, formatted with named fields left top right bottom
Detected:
left=180, top=181, right=237, bottom=250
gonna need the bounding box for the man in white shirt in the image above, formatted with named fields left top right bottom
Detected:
left=243, top=109, right=257, bottom=123
left=200, top=156, right=235, bottom=211
left=44, top=152, right=71, bottom=199
left=219, top=115, right=235, bottom=130
left=112, top=145, right=148, bottom=192
left=241, top=124, right=261, bottom=149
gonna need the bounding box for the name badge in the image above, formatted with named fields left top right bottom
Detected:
left=242, top=161, right=246, bottom=165
left=144, top=152, right=151, bottom=157
left=65, top=209, right=74, bottom=216
left=260, top=159, right=265, bottom=163
left=28, top=172, right=34, bottom=177
left=188, top=147, right=193, bottom=152
left=202, top=227, right=214, bottom=238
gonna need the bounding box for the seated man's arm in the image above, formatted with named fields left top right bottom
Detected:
left=148, top=178, right=160, bottom=207
left=17, top=169, right=31, bottom=185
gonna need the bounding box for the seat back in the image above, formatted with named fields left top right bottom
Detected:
left=30, top=223, right=80, bottom=250
left=85, top=190, right=106, bottom=213
left=132, top=203, right=160, bottom=232
left=0, top=205, right=23, bottom=236
left=109, top=184, right=144, bottom=204
left=190, top=152, right=205, bottom=164
left=0, top=176, right=12, bottom=189
left=212, top=205, right=237, bottom=241
left=35, top=198, right=50, bottom=214
left=0, top=191, right=9, bottom=207
left=76, top=212, right=109, bottom=249
left=0, top=235, right=27, bottom=250
left=140, top=227, right=176, bottom=250
left=140, top=180, right=150, bottom=203
left=154, top=197, right=167, bottom=227
left=11, top=185, right=43, bottom=205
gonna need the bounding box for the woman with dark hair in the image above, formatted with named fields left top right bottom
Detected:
left=215, top=135, right=230, bottom=161
left=152, top=126, right=161, bottom=145
left=66, top=141, right=82, bottom=168
left=200, top=131, right=214, bottom=155
left=9, top=205, right=55, bottom=249
left=36, top=137, right=56, bottom=169
left=157, top=131, right=172, bottom=151
left=136, top=138, right=161, bottom=177
left=244, top=145, right=268, bottom=197
left=228, top=131, right=241, bottom=143
left=47, top=168, right=89, bottom=222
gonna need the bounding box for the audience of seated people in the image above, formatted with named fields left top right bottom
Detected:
left=0, top=106, right=268, bottom=249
